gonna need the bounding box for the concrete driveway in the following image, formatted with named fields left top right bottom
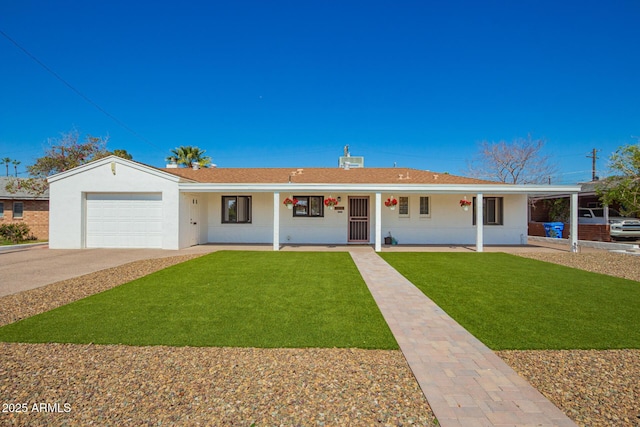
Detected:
left=0, top=245, right=219, bottom=297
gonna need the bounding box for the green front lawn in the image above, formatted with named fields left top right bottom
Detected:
left=381, top=252, right=640, bottom=350
left=0, top=251, right=398, bottom=349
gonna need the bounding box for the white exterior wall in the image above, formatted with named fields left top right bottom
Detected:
left=203, top=192, right=527, bottom=246
left=381, top=194, right=473, bottom=245
left=206, top=193, right=274, bottom=243
left=281, top=192, right=353, bottom=244
left=480, top=194, right=528, bottom=245
left=381, top=193, right=528, bottom=245
left=206, top=192, right=371, bottom=245
left=48, top=179, right=83, bottom=249
left=48, top=159, right=181, bottom=249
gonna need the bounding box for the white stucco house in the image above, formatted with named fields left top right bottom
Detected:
left=47, top=155, right=581, bottom=252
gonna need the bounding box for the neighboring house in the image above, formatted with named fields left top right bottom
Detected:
left=529, top=180, right=638, bottom=241
left=0, top=177, right=50, bottom=240
left=47, top=156, right=581, bottom=251
left=530, top=181, right=604, bottom=222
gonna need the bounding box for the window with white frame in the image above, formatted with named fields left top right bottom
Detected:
left=398, top=196, right=409, bottom=216
left=222, top=196, right=252, bottom=223
left=472, top=197, right=503, bottom=225
left=293, top=196, right=324, bottom=217
left=419, top=196, right=430, bottom=217
left=13, top=202, right=23, bottom=219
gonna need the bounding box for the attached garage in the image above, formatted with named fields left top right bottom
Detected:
left=85, top=193, right=163, bottom=248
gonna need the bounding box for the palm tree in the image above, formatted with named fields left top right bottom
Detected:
left=3, top=158, right=11, bottom=176
left=166, top=146, right=211, bottom=168
left=12, top=160, right=20, bottom=177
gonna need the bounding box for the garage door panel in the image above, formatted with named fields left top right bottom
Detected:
left=86, top=193, right=163, bottom=248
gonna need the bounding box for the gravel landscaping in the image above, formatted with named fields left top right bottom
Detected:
left=1, top=344, right=433, bottom=426
left=516, top=251, right=640, bottom=282
left=498, top=349, right=640, bottom=427
left=0, top=250, right=639, bottom=426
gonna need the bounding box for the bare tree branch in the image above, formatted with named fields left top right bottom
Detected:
left=467, top=135, right=557, bottom=184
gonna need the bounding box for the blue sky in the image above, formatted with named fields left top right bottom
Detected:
left=1, top=1, right=638, bottom=183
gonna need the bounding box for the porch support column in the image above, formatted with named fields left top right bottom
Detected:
left=375, top=192, right=382, bottom=252
left=273, top=192, right=280, bottom=251
left=476, top=193, right=484, bottom=252
left=570, top=192, right=578, bottom=252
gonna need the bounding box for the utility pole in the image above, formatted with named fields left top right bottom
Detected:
left=586, top=149, right=599, bottom=181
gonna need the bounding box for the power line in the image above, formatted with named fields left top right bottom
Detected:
left=0, top=29, right=161, bottom=151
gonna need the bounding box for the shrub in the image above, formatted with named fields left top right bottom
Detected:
left=0, top=223, right=31, bottom=244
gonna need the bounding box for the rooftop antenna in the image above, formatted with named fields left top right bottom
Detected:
left=344, top=144, right=350, bottom=157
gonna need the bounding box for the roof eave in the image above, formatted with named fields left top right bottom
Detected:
left=0, top=195, right=49, bottom=200
left=178, top=182, right=581, bottom=194
left=47, top=156, right=194, bottom=184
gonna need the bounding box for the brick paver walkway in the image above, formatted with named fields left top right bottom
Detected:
left=350, top=249, right=577, bottom=427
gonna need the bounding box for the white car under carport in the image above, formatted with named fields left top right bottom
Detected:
left=578, top=207, right=640, bottom=240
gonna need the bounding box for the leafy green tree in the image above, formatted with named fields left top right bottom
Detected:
left=598, top=142, right=640, bottom=216
left=545, top=198, right=570, bottom=222
left=28, top=129, right=110, bottom=178
left=111, top=149, right=133, bottom=160
left=166, top=146, right=211, bottom=168
left=4, top=129, right=110, bottom=197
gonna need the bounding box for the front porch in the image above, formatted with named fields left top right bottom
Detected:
left=180, top=188, right=581, bottom=252
left=189, top=239, right=609, bottom=254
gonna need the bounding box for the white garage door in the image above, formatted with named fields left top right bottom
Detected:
left=86, top=193, right=163, bottom=248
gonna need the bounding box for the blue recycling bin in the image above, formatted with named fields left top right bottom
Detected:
left=543, top=222, right=564, bottom=239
